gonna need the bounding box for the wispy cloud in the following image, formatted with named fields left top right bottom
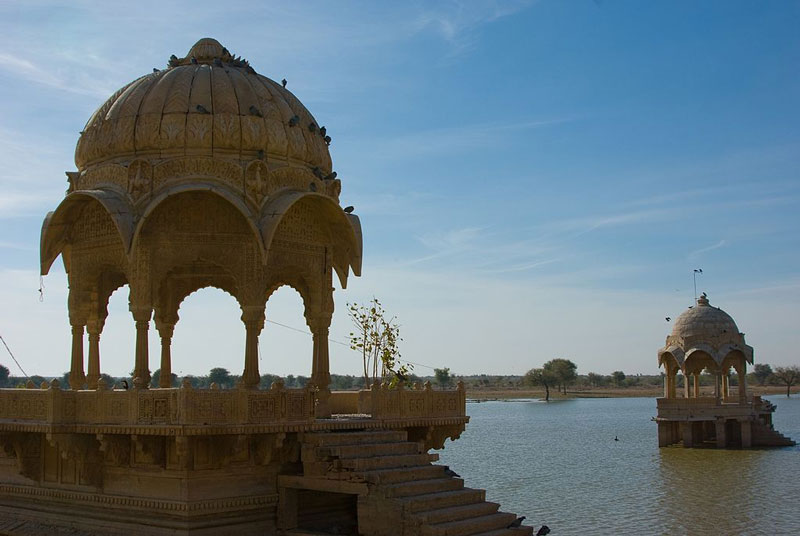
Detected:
left=688, top=239, right=726, bottom=259
left=358, top=116, right=575, bottom=159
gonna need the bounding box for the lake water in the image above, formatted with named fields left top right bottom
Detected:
left=437, top=396, right=800, bottom=536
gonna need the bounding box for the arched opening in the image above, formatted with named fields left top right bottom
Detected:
left=684, top=350, right=720, bottom=399
left=170, top=287, right=244, bottom=387
left=260, top=285, right=313, bottom=386
left=100, top=284, right=146, bottom=380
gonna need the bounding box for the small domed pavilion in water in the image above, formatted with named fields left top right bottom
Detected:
left=656, top=295, right=794, bottom=448
left=0, top=39, right=534, bottom=535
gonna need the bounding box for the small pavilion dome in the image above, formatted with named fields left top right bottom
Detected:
left=670, top=295, right=741, bottom=344
left=658, top=295, right=753, bottom=369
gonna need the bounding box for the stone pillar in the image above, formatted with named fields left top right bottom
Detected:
left=722, top=374, right=729, bottom=400
left=131, top=307, right=152, bottom=388
left=740, top=419, right=752, bottom=448
left=715, top=418, right=727, bottom=448
left=714, top=372, right=721, bottom=402
left=683, top=371, right=690, bottom=398
left=85, top=317, right=105, bottom=389
left=156, top=319, right=176, bottom=388
left=693, top=373, right=700, bottom=398
left=69, top=323, right=87, bottom=390
left=310, top=321, right=332, bottom=418
left=681, top=421, right=694, bottom=448
left=737, top=366, right=747, bottom=404
left=241, top=305, right=265, bottom=389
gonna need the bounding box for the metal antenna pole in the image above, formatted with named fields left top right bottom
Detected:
left=693, top=268, right=703, bottom=301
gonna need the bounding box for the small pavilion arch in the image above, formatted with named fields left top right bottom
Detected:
left=720, top=349, right=750, bottom=402
left=684, top=349, right=722, bottom=400
left=152, top=260, right=242, bottom=388
left=658, top=350, right=683, bottom=398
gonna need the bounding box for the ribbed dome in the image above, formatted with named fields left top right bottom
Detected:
left=75, top=38, right=331, bottom=171
left=671, top=295, right=740, bottom=342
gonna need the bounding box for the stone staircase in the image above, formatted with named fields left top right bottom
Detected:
left=301, top=430, right=533, bottom=536
left=752, top=421, right=796, bottom=447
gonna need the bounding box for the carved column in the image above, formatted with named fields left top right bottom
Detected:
left=69, top=323, right=87, bottom=390
left=713, top=371, right=721, bottom=402
left=736, top=364, right=747, bottom=404
left=155, top=316, right=176, bottom=388
left=86, top=316, right=105, bottom=389
left=309, top=315, right=332, bottom=418
left=241, top=305, right=265, bottom=389
left=683, top=370, right=690, bottom=398
left=722, top=373, right=729, bottom=400
left=693, top=373, right=700, bottom=398
left=131, top=307, right=152, bottom=388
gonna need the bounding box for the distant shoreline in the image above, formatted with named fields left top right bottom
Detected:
left=465, top=385, right=792, bottom=402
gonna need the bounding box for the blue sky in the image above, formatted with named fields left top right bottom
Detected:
left=0, top=1, right=798, bottom=379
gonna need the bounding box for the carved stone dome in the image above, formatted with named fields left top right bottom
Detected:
left=672, top=297, right=739, bottom=341
left=670, top=295, right=741, bottom=343
left=658, top=295, right=753, bottom=368
left=75, top=37, right=331, bottom=172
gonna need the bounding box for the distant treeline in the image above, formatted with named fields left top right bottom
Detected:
left=0, top=363, right=795, bottom=391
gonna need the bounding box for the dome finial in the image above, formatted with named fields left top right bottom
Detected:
left=697, top=293, right=709, bottom=306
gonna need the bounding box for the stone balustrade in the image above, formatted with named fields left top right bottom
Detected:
left=0, top=382, right=315, bottom=426
left=356, top=381, right=466, bottom=421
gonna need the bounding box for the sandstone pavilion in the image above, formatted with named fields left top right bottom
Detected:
left=656, top=295, right=794, bottom=448
left=0, top=39, right=534, bottom=535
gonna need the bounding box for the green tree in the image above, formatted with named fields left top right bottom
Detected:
left=260, top=374, right=282, bottom=389
left=772, top=366, right=800, bottom=398
left=611, top=370, right=626, bottom=387
left=545, top=358, right=577, bottom=394
left=0, top=364, right=10, bottom=387
left=151, top=368, right=178, bottom=388
left=434, top=367, right=451, bottom=388
left=208, top=367, right=233, bottom=388
left=524, top=368, right=558, bottom=401
left=348, top=298, right=409, bottom=387
left=586, top=372, right=605, bottom=388
left=752, top=363, right=774, bottom=385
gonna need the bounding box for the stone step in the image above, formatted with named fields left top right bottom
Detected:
left=422, top=512, right=519, bottom=536
left=317, top=440, right=422, bottom=459
left=386, top=477, right=465, bottom=498
left=414, top=501, right=500, bottom=524
left=361, top=464, right=446, bottom=484
left=340, top=452, right=438, bottom=472
left=401, top=488, right=486, bottom=513
left=303, top=430, right=407, bottom=446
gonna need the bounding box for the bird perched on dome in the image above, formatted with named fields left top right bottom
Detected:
left=282, top=78, right=287, bottom=88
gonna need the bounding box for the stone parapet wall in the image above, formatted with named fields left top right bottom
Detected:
left=0, top=384, right=315, bottom=426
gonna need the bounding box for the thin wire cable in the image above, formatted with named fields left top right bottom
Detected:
left=0, top=334, right=29, bottom=377
left=264, top=319, right=437, bottom=370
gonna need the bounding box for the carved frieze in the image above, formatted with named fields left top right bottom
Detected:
left=127, top=159, right=152, bottom=201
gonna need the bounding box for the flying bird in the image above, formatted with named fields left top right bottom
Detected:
left=343, top=206, right=354, bottom=214
left=665, top=317, right=671, bottom=322
left=508, top=517, right=525, bottom=528
left=249, top=105, right=262, bottom=117
left=196, top=104, right=210, bottom=114
left=281, top=78, right=287, bottom=88
left=536, top=526, right=551, bottom=536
